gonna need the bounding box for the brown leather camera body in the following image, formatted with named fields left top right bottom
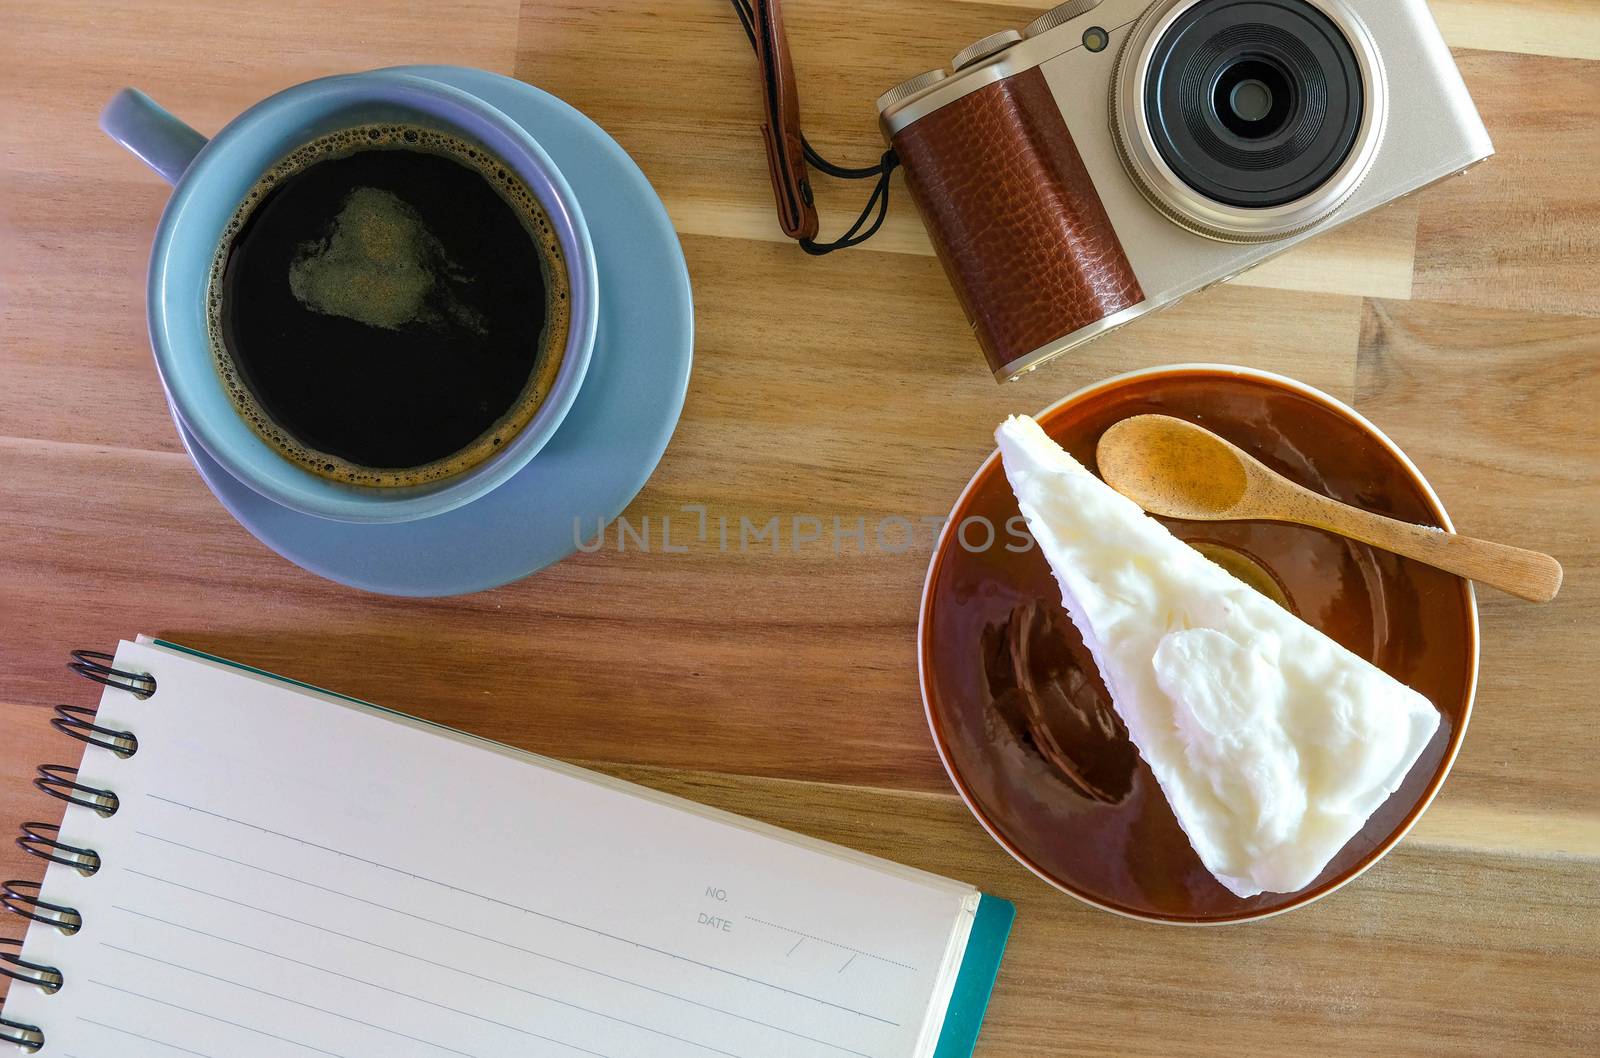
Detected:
left=891, top=68, right=1145, bottom=381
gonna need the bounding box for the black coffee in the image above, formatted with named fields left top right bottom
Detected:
left=208, top=124, right=568, bottom=487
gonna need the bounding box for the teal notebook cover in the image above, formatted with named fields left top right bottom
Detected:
left=156, top=639, right=1017, bottom=1055
left=933, top=893, right=1015, bottom=1058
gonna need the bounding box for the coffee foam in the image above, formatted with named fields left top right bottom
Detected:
left=287, top=186, right=485, bottom=334
left=206, top=123, right=570, bottom=489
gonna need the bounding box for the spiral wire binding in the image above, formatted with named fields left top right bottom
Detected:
left=1, top=939, right=62, bottom=995
left=67, top=650, right=156, bottom=698
left=0, top=883, right=79, bottom=936
left=0, top=1006, right=44, bottom=1052
left=50, top=704, right=138, bottom=758
left=18, top=823, right=101, bottom=875
left=34, top=765, right=119, bottom=816
left=1, top=649, right=147, bottom=1053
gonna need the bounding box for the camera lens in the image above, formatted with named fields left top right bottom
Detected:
left=1112, top=0, right=1386, bottom=239
left=1146, top=0, right=1363, bottom=208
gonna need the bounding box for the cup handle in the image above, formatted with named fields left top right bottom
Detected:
left=100, top=88, right=208, bottom=185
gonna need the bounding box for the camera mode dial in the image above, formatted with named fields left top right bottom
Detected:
left=1025, top=0, right=1107, bottom=38
left=952, top=29, right=1024, bottom=71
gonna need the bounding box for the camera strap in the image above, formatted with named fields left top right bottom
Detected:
left=728, top=0, right=899, bottom=255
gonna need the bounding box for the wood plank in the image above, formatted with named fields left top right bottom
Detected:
left=1430, top=0, right=1600, bottom=61
left=1230, top=200, right=1418, bottom=300
left=934, top=0, right=1600, bottom=61
left=1409, top=803, right=1600, bottom=860
left=1412, top=50, right=1600, bottom=316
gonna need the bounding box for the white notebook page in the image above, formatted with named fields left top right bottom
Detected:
left=8, top=639, right=979, bottom=1058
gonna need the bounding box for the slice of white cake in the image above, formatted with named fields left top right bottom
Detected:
left=995, top=415, right=1439, bottom=897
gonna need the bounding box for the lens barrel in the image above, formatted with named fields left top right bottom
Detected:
left=1112, top=0, right=1386, bottom=241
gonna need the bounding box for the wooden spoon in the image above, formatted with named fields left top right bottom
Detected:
left=1096, top=414, right=1563, bottom=602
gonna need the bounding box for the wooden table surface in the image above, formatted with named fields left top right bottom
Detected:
left=2, top=1, right=1596, bottom=1054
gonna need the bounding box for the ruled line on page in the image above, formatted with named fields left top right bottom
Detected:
left=79, top=1019, right=221, bottom=1058
left=87, top=981, right=359, bottom=1058
left=101, top=945, right=622, bottom=1058
left=132, top=814, right=900, bottom=1026
left=144, top=793, right=927, bottom=985
left=112, top=904, right=877, bottom=1058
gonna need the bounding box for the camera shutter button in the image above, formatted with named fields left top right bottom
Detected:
left=952, top=29, right=1024, bottom=71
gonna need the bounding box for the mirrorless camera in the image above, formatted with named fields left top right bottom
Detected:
left=877, top=0, right=1492, bottom=381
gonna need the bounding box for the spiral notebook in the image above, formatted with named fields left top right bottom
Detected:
left=1, top=638, right=1013, bottom=1058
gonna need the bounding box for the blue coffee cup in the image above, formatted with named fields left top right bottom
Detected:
left=101, top=71, right=598, bottom=523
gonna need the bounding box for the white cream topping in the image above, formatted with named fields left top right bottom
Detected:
left=995, top=415, right=1439, bottom=897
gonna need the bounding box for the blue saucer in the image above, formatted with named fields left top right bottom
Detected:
left=172, top=66, right=693, bottom=597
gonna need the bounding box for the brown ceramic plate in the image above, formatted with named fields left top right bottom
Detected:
left=919, top=365, right=1479, bottom=924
